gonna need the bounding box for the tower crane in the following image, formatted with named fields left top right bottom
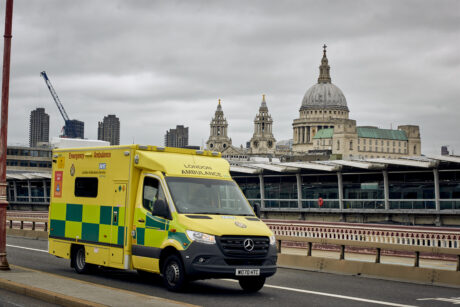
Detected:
left=40, top=71, right=82, bottom=138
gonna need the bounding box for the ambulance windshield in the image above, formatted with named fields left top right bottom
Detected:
left=165, top=177, right=255, bottom=216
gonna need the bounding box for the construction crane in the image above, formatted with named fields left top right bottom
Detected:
left=40, top=71, right=83, bottom=138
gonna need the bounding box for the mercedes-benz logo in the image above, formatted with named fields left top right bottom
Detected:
left=243, top=238, right=255, bottom=252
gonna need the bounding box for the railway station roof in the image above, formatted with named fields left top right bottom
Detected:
left=6, top=171, right=51, bottom=180
left=229, top=155, right=460, bottom=175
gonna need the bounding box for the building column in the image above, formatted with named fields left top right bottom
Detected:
left=43, top=179, right=48, bottom=203
left=337, top=172, right=343, bottom=210
left=12, top=181, right=17, bottom=202
left=383, top=170, right=389, bottom=210
left=259, top=174, right=265, bottom=209
left=296, top=173, right=302, bottom=209
left=307, top=126, right=311, bottom=143
left=27, top=180, right=32, bottom=203
left=433, top=168, right=440, bottom=211
left=304, top=127, right=308, bottom=144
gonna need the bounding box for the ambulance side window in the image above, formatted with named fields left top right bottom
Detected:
left=75, top=177, right=98, bottom=198
left=142, top=177, right=168, bottom=213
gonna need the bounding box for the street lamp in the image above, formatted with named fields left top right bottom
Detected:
left=0, top=0, right=14, bottom=270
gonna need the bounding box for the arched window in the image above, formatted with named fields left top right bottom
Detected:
left=337, top=140, right=340, bottom=150
left=349, top=140, right=353, bottom=150
left=413, top=145, right=417, bottom=154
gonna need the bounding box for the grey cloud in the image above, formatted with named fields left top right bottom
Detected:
left=3, top=0, right=459, bottom=154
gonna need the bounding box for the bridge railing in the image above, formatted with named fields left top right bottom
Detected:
left=274, top=234, right=460, bottom=271
left=6, top=215, right=48, bottom=232
left=266, top=221, right=460, bottom=250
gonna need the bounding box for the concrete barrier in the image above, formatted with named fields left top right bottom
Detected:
left=276, top=235, right=460, bottom=287
left=277, top=253, right=460, bottom=288
left=6, top=228, right=48, bottom=240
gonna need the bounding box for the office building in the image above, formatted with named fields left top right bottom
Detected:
left=29, top=108, right=49, bottom=147
left=65, top=119, right=84, bottom=139
left=97, top=115, right=120, bottom=145
left=165, top=125, right=189, bottom=148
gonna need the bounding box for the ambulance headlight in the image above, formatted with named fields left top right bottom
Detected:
left=186, top=230, right=216, bottom=245
left=269, top=234, right=276, bottom=245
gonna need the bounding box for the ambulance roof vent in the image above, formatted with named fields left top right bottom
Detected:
left=138, top=145, right=148, bottom=150
left=196, top=150, right=204, bottom=155
left=156, top=146, right=165, bottom=151
left=211, top=151, right=219, bottom=156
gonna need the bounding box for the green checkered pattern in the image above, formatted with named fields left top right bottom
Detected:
left=49, top=202, right=125, bottom=246
left=134, top=211, right=191, bottom=248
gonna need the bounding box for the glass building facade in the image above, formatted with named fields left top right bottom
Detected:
left=232, top=163, right=460, bottom=212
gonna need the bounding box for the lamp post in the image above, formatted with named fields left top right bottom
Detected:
left=0, top=0, right=14, bottom=270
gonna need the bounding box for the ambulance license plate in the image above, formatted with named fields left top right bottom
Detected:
left=235, top=269, right=260, bottom=276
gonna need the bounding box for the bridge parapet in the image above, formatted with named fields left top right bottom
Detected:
left=266, top=220, right=460, bottom=250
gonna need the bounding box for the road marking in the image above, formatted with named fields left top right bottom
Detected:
left=418, top=297, right=460, bottom=304
left=6, top=244, right=47, bottom=253
left=224, top=279, right=418, bottom=307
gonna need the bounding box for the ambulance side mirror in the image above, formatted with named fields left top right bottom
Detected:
left=253, top=203, right=261, bottom=218
left=152, top=199, right=171, bottom=220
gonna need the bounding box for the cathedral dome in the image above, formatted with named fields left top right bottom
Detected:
left=300, top=45, right=349, bottom=112
left=301, top=83, right=348, bottom=111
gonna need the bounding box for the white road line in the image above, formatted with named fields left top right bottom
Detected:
left=418, top=297, right=460, bottom=304
left=224, top=279, right=418, bottom=307
left=6, top=244, right=47, bottom=253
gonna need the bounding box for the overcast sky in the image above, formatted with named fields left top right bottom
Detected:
left=2, top=0, right=459, bottom=155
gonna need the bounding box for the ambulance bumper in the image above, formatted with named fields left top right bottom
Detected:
left=180, top=242, right=277, bottom=280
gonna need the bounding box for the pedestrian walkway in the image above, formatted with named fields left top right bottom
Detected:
left=0, top=265, right=197, bottom=307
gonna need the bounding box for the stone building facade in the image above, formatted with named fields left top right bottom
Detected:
left=291, top=45, right=421, bottom=159
left=206, top=46, right=422, bottom=160
left=249, top=95, right=276, bottom=155
left=206, top=99, right=232, bottom=152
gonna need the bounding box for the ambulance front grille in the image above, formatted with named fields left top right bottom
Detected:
left=217, top=236, right=269, bottom=257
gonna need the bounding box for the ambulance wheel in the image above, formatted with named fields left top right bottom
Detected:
left=162, top=254, right=187, bottom=291
left=238, top=276, right=266, bottom=292
left=73, top=246, right=91, bottom=274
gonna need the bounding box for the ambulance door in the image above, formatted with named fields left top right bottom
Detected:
left=132, top=174, right=171, bottom=273
left=110, top=181, right=127, bottom=266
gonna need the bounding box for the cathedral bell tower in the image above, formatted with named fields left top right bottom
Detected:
left=206, top=99, right=232, bottom=152
left=249, top=95, right=276, bottom=155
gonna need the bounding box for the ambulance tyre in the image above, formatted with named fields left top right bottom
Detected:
left=162, top=254, right=187, bottom=291
left=73, top=246, right=91, bottom=274
left=238, top=276, right=266, bottom=292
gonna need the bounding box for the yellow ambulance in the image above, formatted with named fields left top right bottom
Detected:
left=48, top=145, right=277, bottom=292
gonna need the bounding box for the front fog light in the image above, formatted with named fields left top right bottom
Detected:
left=186, top=230, right=216, bottom=244
left=269, top=235, right=276, bottom=245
